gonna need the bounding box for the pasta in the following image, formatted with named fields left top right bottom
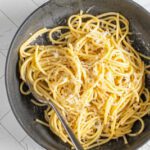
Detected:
left=19, top=11, right=150, bottom=149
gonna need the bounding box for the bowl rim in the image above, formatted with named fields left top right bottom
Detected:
left=5, top=0, right=150, bottom=150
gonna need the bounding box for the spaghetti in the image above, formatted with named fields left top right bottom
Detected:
left=19, top=12, right=150, bottom=149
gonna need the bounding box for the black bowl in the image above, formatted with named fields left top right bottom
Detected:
left=5, top=0, right=150, bottom=150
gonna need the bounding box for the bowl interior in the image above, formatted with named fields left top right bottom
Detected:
left=6, top=0, right=150, bottom=150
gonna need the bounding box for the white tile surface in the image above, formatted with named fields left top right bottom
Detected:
left=140, top=142, right=150, bottom=150
left=31, top=0, right=48, bottom=6
left=0, top=53, right=6, bottom=78
left=0, top=11, right=17, bottom=50
left=0, top=77, right=10, bottom=119
left=0, top=0, right=37, bottom=26
left=0, top=125, right=24, bottom=150
left=0, top=49, right=9, bottom=57
left=1, top=111, right=27, bottom=142
left=21, top=136, right=45, bottom=150
left=0, top=0, right=149, bottom=150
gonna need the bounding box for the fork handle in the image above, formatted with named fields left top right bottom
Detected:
left=49, top=102, right=84, bottom=150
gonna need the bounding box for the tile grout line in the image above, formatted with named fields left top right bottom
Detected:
left=1, top=123, right=20, bottom=142
left=0, top=110, right=10, bottom=121
left=20, top=135, right=28, bottom=150
left=31, top=0, right=39, bottom=7
left=0, top=9, right=18, bottom=27
left=0, top=75, right=4, bottom=80
left=0, top=111, right=28, bottom=148
left=0, top=123, right=26, bottom=149
left=0, top=50, right=7, bottom=57
left=24, top=143, right=28, bottom=150
left=0, top=110, right=28, bottom=143
left=0, top=2, right=35, bottom=147
left=20, top=135, right=27, bottom=143
left=0, top=49, right=9, bottom=50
